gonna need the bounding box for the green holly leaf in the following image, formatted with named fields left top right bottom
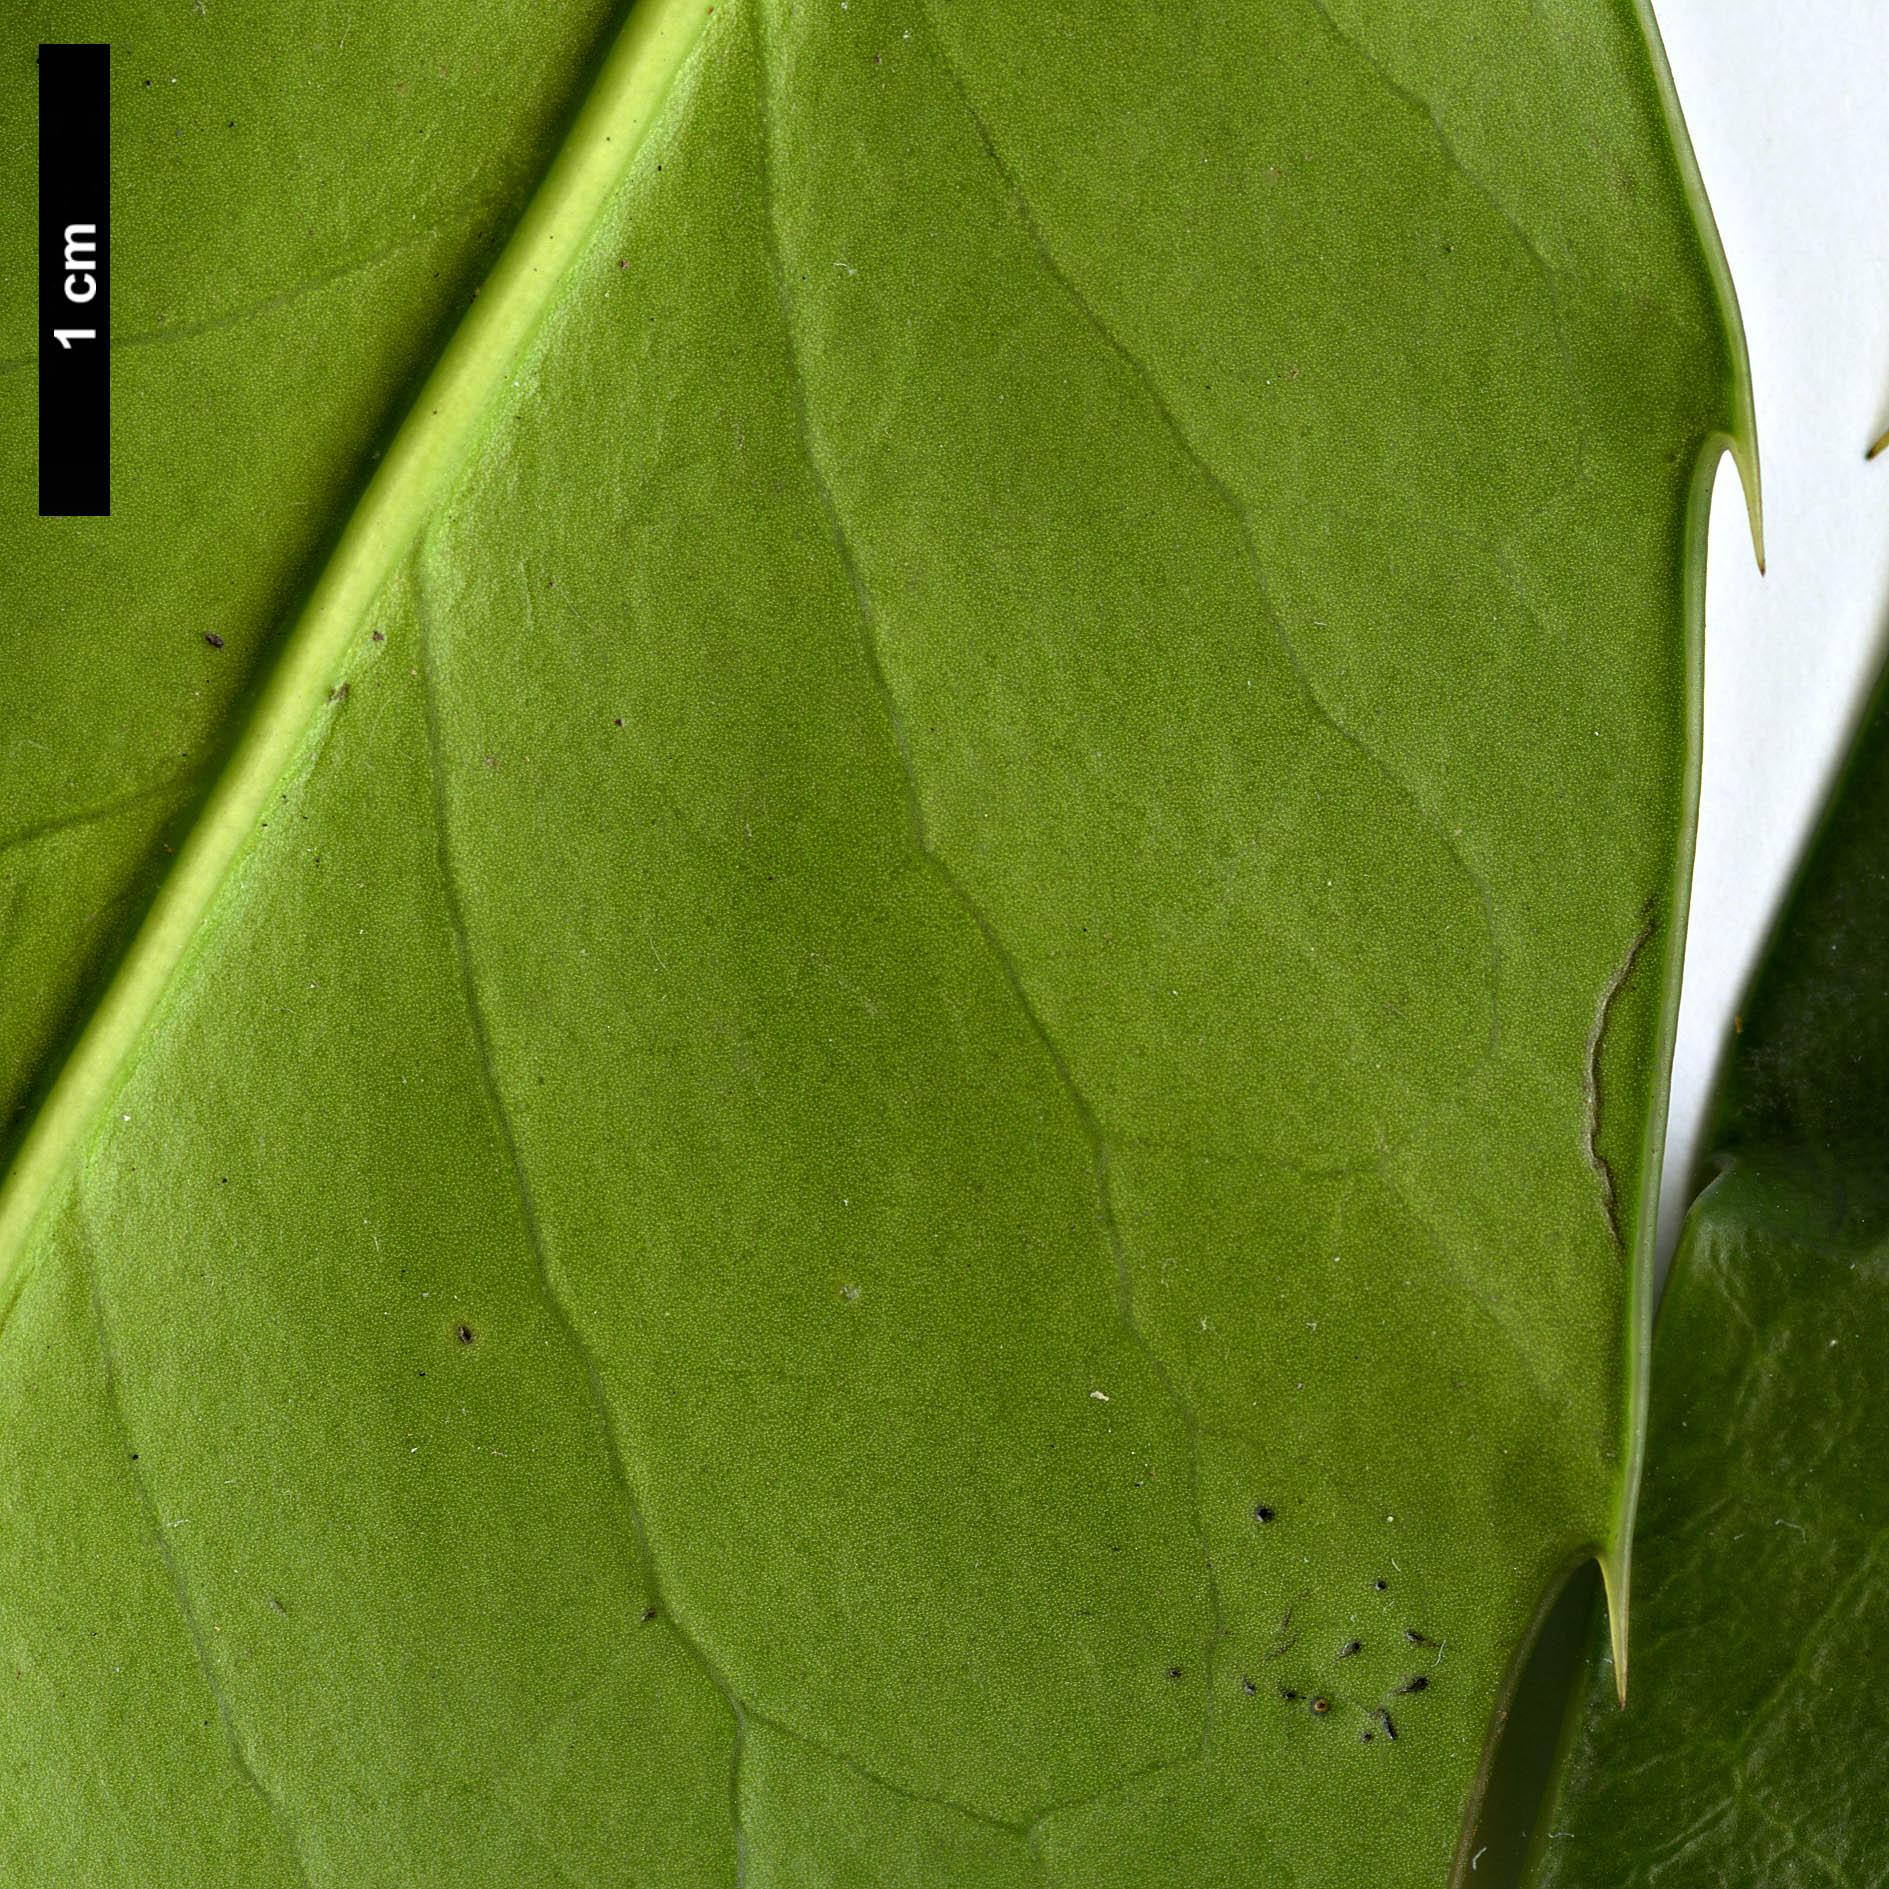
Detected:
left=0, top=2, right=1753, bottom=1881
left=1531, top=654, right=1889, bottom=1887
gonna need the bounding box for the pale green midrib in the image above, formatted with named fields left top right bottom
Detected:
left=0, top=0, right=717, bottom=1325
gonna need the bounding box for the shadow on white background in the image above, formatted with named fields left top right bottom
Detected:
left=1652, top=0, right=1889, bottom=1275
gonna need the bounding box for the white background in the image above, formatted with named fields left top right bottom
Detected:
left=1650, top=0, right=1889, bottom=1272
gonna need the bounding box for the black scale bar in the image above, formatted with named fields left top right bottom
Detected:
left=39, top=43, right=110, bottom=517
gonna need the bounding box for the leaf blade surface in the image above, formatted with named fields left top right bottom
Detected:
left=1532, top=657, right=1889, bottom=1889
left=0, top=1, right=1752, bottom=1881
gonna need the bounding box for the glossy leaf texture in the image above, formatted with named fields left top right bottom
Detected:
left=1, top=2, right=1751, bottom=1883
left=1531, top=659, right=1889, bottom=1888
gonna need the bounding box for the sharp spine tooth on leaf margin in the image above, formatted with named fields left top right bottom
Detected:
left=1600, top=1550, right=1629, bottom=1706
left=0, top=0, right=719, bottom=1328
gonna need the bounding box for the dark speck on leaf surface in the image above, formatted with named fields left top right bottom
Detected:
left=1241, top=1677, right=1256, bottom=1695
left=1254, top=1504, right=1276, bottom=1524
left=1405, top=1629, right=1437, bottom=1647
left=1374, top=1579, right=1388, bottom=1591
left=1166, top=1666, right=1183, bottom=1680
left=641, top=1606, right=658, bottom=1623
left=204, top=632, right=223, bottom=648
left=1310, top=1696, right=1330, bottom=1716
left=1337, top=1639, right=1361, bottom=1658
left=455, top=1324, right=474, bottom=1345
left=1392, top=1674, right=1429, bottom=1695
